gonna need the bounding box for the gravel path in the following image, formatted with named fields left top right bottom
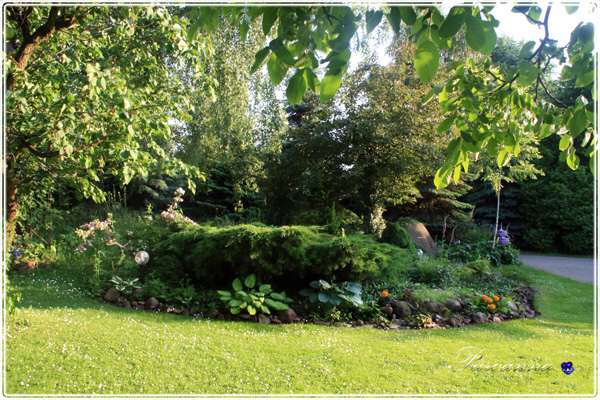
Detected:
left=519, top=254, right=596, bottom=284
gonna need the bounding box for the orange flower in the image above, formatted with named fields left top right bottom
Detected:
left=488, top=304, right=496, bottom=310
left=486, top=297, right=493, bottom=304
left=493, top=296, right=500, bottom=302
left=381, top=291, right=389, bottom=298
left=481, top=295, right=488, bottom=301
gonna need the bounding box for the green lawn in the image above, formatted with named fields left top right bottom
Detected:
left=4, top=263, right=596, bottom=396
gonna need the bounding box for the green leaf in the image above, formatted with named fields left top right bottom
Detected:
left=217, top=290, right=231, bottom=297
left=398, top=6, right=417, bottom=26
left=250, top=47, right=270, bottom=74
left=201, top=7, right=213, bottom=34
left=497, top=148, right=510, bottom=167
left=517, top=60, right=538, bottom=86
left=260, top=305, right=271, bottom=315
left=575, top=67, right=594, bottom=88
left=527, top=6, right=542, bottom=24
left=100, top=77, right=107, bottom=90
left=247, top=305, right=257, bottom=315
left=269, top=38, right=296, bottom=67
left=309, top=293, right=318, bottom=303
left=565, top=5, right=579, bottom=14
left=259, top=284, right=271, bottom=293
left=453, top=165, right=462, bottom=183
left=286, top=69, right=308, bottom=104
left=386, top=8, right=401, bottom=34
left=267, top=53, right=287, bottom=86
left=567, top=150, right=580, bottom=169
left=465, top=15, right=486, bottom=52
left=366, top=10, right=383, bottom=34
left=320, top=68, right=343, bottom=103
left=559, top=134, right=572, bottom=151
left=438, top=114, right=456, bottom=133
left=299, top=288, right=313, bottom=296
left=439, top=8, right=464, bottom=38
left=430, top=26, right=452, bottom=50
left=304, top=68, right=321, bottom=92
left=187, top=21, right=202, bottom=42
left=480, top=21, right=497, bottom=55
left=270, top=292, right=285, bottom=301
left=414, top=40, right=439, bottom=84
left=230, top=307, right=242, bottom=315
left=318, top=293, right=331, bottom=303
left=244, top=274, right=256, bottom=288
left=567, top=108, right=588, bottom=137
left=229, top=299, right=243, bottom=307
left=240, top=20, right=249, bottom=42
left=122, top=98, right=130, bottom=110
left=262, top=7, right=279, bottom=35
left=232, top=278, right=243, bottom=291
left=486, top=138, right=499, bottom=157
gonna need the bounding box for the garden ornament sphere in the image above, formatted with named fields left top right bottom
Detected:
left=417, top=249, right=424, bottom=256
left=135, top=251, right=150, bottom=265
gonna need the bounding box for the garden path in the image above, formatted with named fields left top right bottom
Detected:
left=519, top=254, right=596, bottom=284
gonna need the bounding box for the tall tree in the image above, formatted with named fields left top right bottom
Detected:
left=4, top=6, right=213, bottom=246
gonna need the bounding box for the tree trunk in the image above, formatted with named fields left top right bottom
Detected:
left=5, top=167, right=20, bottom=251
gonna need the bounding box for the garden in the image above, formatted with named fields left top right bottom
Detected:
left=3, top=3, right=597, bottom=397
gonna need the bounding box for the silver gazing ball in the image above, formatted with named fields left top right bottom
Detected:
left=135, top=251, right=150, bottom=265
left=417, top=249, right=424, bottom=256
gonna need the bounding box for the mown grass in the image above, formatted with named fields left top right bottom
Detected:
left=4, top=262, right=596, bottom=396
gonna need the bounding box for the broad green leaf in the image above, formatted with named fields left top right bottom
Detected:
left=232, top=278, right=243, bottom=291
left=240, top=20, right=249, bottom=42
left=318, top=293, right=330, bottom=303
left=309, top=281, right=321, bottom=289
left=566, top=5, right=579, bottom=14
left=270, top=292, right=285, bottom=301
left=414, top=40, right=439, bottom=84
left=516, top=60, right=538, bottom=86
left=100, top=77, right=107, bottom=90
left=309, top=293, right=318, bottom=303
left=230, top=307, right=242, bottom=315
left=567, top=108, right=588, bottom=137
left=575, top=66, right=594, bottom=88
left=260, top=305, right=270, bottom=314
left=286, top=69, right=308, bottom=104
left=438, top=114, right=456, bottom=133
left=201, top=7, right=213, bottom=34
left=519, top=41, right=537, bottom=58
left=259, top=284, right=271, bottom=293
left=527, top=6, right=542, bottom=23
left=465, top=15, right=486, bottom=52
left=320, top=68, right=343, bottom=103
left=266, top=53, right=287, bottom=86
left=217, top=290, right=231, bottom=297
left=430, top=26, right=452, bottom=50
left=244, top=274, right=256, bottom=288
left=567, top=150, right=580, bottom=169
left=366, top=10, right=383, bottom=34
left=398, top=6, right=417, bottom=25
left=229, top=299, right=243, bottom=307
left=480, top=21, right=497, bottom=55
left=250, top=47, right=271, bottom=74
left=304, top=68, right=321, bottom=92
left=434, top=164, right=452, bottom=189
left=247, top=305, right=257, bottom=315
left=299, top=288, right=313, bottom=296
left=559, top=134, right=572, bottom=150
left=262, top=7, right=279, bottom=35
left=497, top=148, right=510, bottom=167
left=386, top=8, right=401, bottom=34
left=439, top=8, right=464, bottom=38
left=269, top=38, right=296, bottom=67
left=187, top=21, right=202, bottom=42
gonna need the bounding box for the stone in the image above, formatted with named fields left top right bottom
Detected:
left=123, top=301, right=131, bottom=309
left=131, top=301, right=138, bottom=307
left=424, top=302, right=445, bottom=313
left=449, top=317, right=460, bottom=328
left=391, top=300, right=412, bottom=318
left=258, top=314, right=271, bottom=324
left=133, top=288, right=144, bottom=296
left=473, top=312, right=488, bottom=324
left=216, top=314, right=225, bottom=321
left=333, top=322, right=352, bottom=328
left=353, top=320, right=365, bottom=327
left=314, top=321, right=330, bottom=326
left=523, top=310, right=535, bottom=319
left=145, top=297, right=159, bottom=309
left=103, top=287, right=121, bottom=302
left=270, top=318, right=282, bottom=325
left=182, top=308, right=190, bottom=316
left=391, top=320, right=403, bottom=328
left=381, top=306, right=393, bottom=317
left=135, top=303, right=145, bottom=311
left=506, top=301, right=518, bottom=312
left=445, top=299, right=462, bottom=312
left=405, top=223, right=439, bottom=255
left=207, top=309, right=219, bottom=318
left=277, top=308, right=297, bottom=323
left=173, top=305, right=184, bottom=314
left=493, top=316, right=502, bottom=323
left=189, top=308, right=198, bottom=316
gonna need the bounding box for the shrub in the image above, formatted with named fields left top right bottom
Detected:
left=379, top=222, right=415, bottom=251
left=407, top=260, right=454, bottom=287
left=150, top=224, right=416, bottom=289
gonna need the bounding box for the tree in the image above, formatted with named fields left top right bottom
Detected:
left=4, top=6, right=213, bottom=246
left=186, top=4, right=596, bottom=185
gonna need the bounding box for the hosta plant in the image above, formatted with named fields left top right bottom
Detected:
left=299, top=280, right=363, bottom=310
left=110, top=276, right=142, bottom=296
left=217, top=274, right=292, bottom=317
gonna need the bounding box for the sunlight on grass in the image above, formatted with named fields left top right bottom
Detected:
left=5, top=264, right=596, bottom=395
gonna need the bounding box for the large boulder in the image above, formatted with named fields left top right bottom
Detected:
left=391, top=300, right=412, bottom=318
left=278, top=308, right=297, bottom=323
left=103, top=287, right=120, bottom=302
left=145, top=297, right=159, bottom=309
left=405, top=223, right=439, bottom=255
left=506, top=301, right=518, bottom=313
left=473, top=312, right=488, bottom=324
left=445, top=299, right=462, bottom=312
left=424, top=302, right=446, bottom=314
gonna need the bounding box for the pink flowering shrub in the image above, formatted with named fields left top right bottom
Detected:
left=160, top=188, right=197, bottom=226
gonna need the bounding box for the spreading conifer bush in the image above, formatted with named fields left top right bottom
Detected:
left=150, top=224, right=416, bottom=289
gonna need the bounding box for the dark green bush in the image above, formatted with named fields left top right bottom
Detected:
left=407, top=260, right=454, bottom=287
left=379, top=222, right=415, bottom=251
left=443, top=241, right=520, bottom=266
left=150, top=224, right=416, bottom=289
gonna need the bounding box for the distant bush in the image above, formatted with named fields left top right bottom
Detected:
left=379, top=222, right=415, bottom=251
left=150, top=224, right=417, bottom=289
